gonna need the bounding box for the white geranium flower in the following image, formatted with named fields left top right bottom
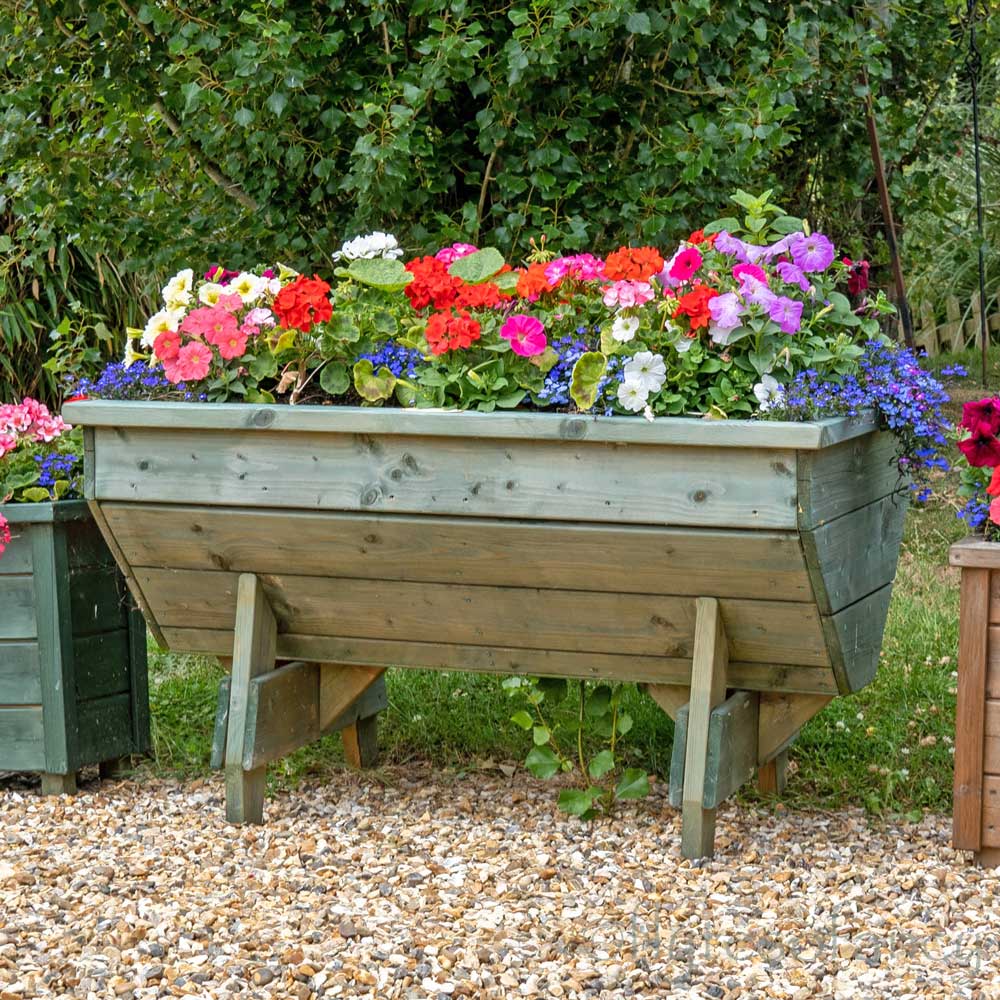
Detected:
left=332, top=231, right=403, bottom=262
left=623, top=351, right=666, bottom=394
left=753, top=374, right=785, bottom=413
left=162, top=268, right=193, bottom=308
left=230, top=272, right=265, bottom=304
left=198, top=281, right=226, bottom=306
left=141, top=307, right=184, bottom=348
left=617, top=378, right=649, bottom=413
left=611, top=315, right=640, bottom=343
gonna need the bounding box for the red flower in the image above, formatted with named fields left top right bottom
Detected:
left=675, top=284, right=719, bottom=330
left=515, top=262, right=555, bottom=301
left=687, top=229, right=718, bottom=247
left=987, top=466, right=1000, bottom=497
left=273, top=275, right=333, bottom=332
left=405, top=256, right=461, bottom=312
left=958, top=433, right=1000, bottom=468
left=961, top=398, right=1000, bottom=438
left=424, top=309, right=481, bottom=354
left=456, top=281, right=508, bottom=309
left=604, top=246, right=665, bottom=282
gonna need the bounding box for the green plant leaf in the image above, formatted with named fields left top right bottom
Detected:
left=569, top=352, right=607, bottom=410
left=614, top=768, right=650, bottom=800
left=448, top=247, right=505, bottom=284
left=510, top=710, right=534, bottom=730
left=537, top=677, right=567, bottom=703
left=346, top=257, right=414, bottom=292
left=248, top=354, right=278, bottom=380
left=352, top=359, right=396, bottom=402
left=325, top=313, right=361, bottom=343
left=525, top=746, right=560, bottom=779
left=617, top=712, right=634, bottom=736
left=494, top=270, right=520, bottom=292
left=585, top=684, right=612, bottom=717
left=558, top=786, right=601, bottom=817
left=588, top=749, right=615, bottom=779
left=21, top=486, right=50, bottom=502
left=533, top=725, right=551, bottom=746
left=770, top=215, right=804, bottom=234
left=703, top=217, right=740, bottom=235
left=319, top=361, right=349, bottom=395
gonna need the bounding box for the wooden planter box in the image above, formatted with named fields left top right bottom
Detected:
left=0, top=500, right=149, bottom=793
left=949, top=539, right=1000, bottom=866
left=65, top=400, right=906, bottom=856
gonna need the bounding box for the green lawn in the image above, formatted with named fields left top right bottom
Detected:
left=143, top=497, right=965, bottom=818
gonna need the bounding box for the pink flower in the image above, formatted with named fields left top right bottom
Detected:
left=668, top=247, right=703, bottom=282
left=991, top=497, right=1000, bottom=527
left=216, top=330, right=249, bottom=360
left=0, top=515, right=9, bottom=557
left=435, top=242, right=479, bottom=265
left=181, top=306, right=237, bottom=341
left=602, top=280, right=656, bottom=309
left=0, top=433, right=16, bottom=457
left=732, top=263, right=768, bottom=285
left=216, top=292, right=245, bottom=312
left=170, top=341, right=213, bottom=383
left=238, top=322, right=260, bottom=340
left=545, top=254, right=606, bottom=284
left=246, top=307, right=275, bottom=327
left=500, top=315, right=547, bottom=357
left=153, top=330, right=182, bottom=361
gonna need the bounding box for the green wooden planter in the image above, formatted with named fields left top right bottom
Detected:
left=0, top=500, right=149, bottom=793
left=65, top=400, right=906, bottom=856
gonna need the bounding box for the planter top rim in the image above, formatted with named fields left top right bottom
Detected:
left=0, top=498, right=91, bottom=524
left=62, top=400, right=879, bottom=450
left=950, top=537, right=1000, bottom=567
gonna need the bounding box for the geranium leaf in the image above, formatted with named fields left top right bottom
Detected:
left=346, top=257, right=413, bottom=292
left=448, top=248, right=505, bottom=284
left=569, top=351, right=607, bottom=410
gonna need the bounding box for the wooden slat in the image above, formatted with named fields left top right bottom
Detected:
left=989, top=573, right=1000, bottom=625
left=318, top=663, right=384, bottom=733
left=101, top=503, right=815, bottom=602
left=796, top=431, right=901, bottom=530
left=243, top=660, right=319, bottom=768
left=90, top=427, right=802, bottom=529
left=63, top=517, right=117, bottom=572
left=136, top=568, right=830, bottom=666
left=821, top=583, right=895, bottom=694
left=0, top=526, right=33, bottom=574
left=950, top=539, right=1000, bottom=569
left=69, top=569, right=129, bottom=637
left=73, top=630, right=131, bottom=701
left=0, top=642, right=42, bottom=702
left=0, top=706, right=46, bottom=771
left=704, top=690, right=759, bottom=809
left=63, top=400, right=879, bottom=450
left=127, top=606, right=151, bottom=755
left=0, top=500, right=92, bottom=525
left=955, top=567, right=991, bottom=851
left=644, top=683, right=690, bottom=720
left=983, top=700, right=1000, bottom=773
left=982, top=775, right=1000, bottom=848
left=986, top=626, right=1000, bottom=700
left=800, top=493, right=907, bottom=615
left=75, top=694, right=136, bottom=765
left=758, top=692, right=831, bottom=763
left=0, top=576, right=37, bottom=639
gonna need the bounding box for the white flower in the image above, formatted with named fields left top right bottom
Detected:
left=265, top=277, right=282, bottom=296
left=617, top=378, right=648, bottom=413
left=623, top=351, right=666, bottom=394
left=332, top=231, right=403, bottom=262
left=141, top=307, right=184, bottom=348
left=161, top=268, right=193, bottom=309
left=643, top=404, right=655, bottom=423
left=122, top=337, right=140, bottom=369
left=198, top=281, right=226, bottom=306
left=230, top=272, right=265, bottom=304
left=611, top=315, right=640, bottom=343
left=246, top=307, right=276, bottom=328
left=753, top=374, right=785, bottom=413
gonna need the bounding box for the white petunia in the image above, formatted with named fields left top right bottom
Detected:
left=230, top=272, right=265, bottom=304
left=122, top=337, right=140, bottom=369
left=643, top=404, right=655, bottom=423
left=141, top=307, right=184, bottom=348
left=611, top=314, right=640, bottom=343
left=265, top=277, right=282, bottom=295
left=623, top=351, right=666, bottom=394
left=332, top=231, right=403, bottom=262
left=162, top=268, right=193, bottom=309
left=617, top=378, right=649, bottom=413
left=198, top=281, right=226, bottom=306
left=753, top=374, right=785, bottom=413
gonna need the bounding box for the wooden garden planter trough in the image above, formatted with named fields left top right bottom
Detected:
left=0, top=500, right=149, bottom=792
left=64, top=400, right=906, bottom=858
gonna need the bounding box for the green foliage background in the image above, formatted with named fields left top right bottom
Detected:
left=0, top=0, right=995, bottom=401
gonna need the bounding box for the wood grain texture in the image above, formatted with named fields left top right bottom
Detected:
left=0, top=499, right=92, bottom=524
left=987, top=627, right=1000, bottom=701
left=102, top=503, right=814, bottom=601
left=757, top=751, right=788, bottom=795
left=341, top=716, right=378, bottom=769
left=950, top=539, right=1000, bottom=569
left=68, top=569, right=129, bottom=637
left=75, top=694, right=135, bottom=765
left=982, top=699, right=1000, bottom=774
left=63, top=399, right=878, bottom=449
left=90, top=426, right=801, bottom=528
left=162, top=626, right=840, bottom=694
left=243, top=660, right=320, bottom=769
left=758, top=693, right=832, bottom=763
left=0, top=643, right=42, bottom=703
left=821, top=583, right=895, bottom=694
left=318, top=664, right=384, bottom=733
left=955, top=567, right=991, bottom=851
left=703, top=690, right=759, bottom=809
left=0, top=707, right=46, bottom=771
left=137, top=568, right=830, bottom=666
left=799, top=493, right=907, bottom=615
left=0, top=526, right=33, bottom=574
left=982, top=775, right=1000, bottom=849
left=72, top=630, right=131, bottom=701
left=644, top=683, right=690, bottom=720
left=796, top=431, right=902, bottom=530
left=127, top=606, right=151, bottom=755
left=0, top=576, right=37, bottom=640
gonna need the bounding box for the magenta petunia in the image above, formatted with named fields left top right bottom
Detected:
left=961, top=398, right=1000, bottom=438
left=500, top=314, right=547, bottom=357
left=959, top=433, right=1000, bottom=468
left=732, top=263, right=767, bottom=286
left=668, top=247, right=703, bottom=282
left=776, top=260, right=812, bottom=293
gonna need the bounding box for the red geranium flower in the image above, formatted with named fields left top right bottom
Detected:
left=456, top=281, right=508, bottom=309
left=604, top=246, right=665, bottom=282
left=958, top=433, right=1000, bottom=468
left=405, top=256, right=461, bottom=312
left=273, top=275, right=333, bottom=332
left=675, top=284, right=719, bottom=330
left=424, top=309, right=481, bottom=354
left=961, top=398, right=1000, bottom=438
left=687, top=229, right=718, bottom=247
left=515, top=262, right=555, bottom=301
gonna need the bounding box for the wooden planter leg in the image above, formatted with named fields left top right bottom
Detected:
left=341, top=716, right=378, bottom=769
left=757, top=750, right=788, bottom=795
left=225, top=574, right=277, bottom=824
left=40, top=773, right=76, bottom=795
left=99, top=756, right=131, bottom=780
left=681, top=597, right=729, bottom=860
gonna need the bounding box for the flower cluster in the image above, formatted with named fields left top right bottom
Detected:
left=955, top=396, right=1000, bottom=534
left=0, top=398, right=69, bottom=456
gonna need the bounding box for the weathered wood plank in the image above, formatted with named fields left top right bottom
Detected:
left=986, top=626, right=1000, bottom=700
left=0, top=707, right=46, bottom=771
left=63, top=400, right=879, bottom=450
left=0, top=525, right=33, bottom=574
left=821, top=583, right=895, bottom=694
left=982, top=699, right=1000, bottom=773
left=800, top=493, right=907, bottom=615
left=90, top=426, right=801, bottom=529
left=64, top=517, right=117, bottom=572
left=644, top=683, right=690, bottom=720
left=318, top=664, right=384, bottom=733
left=757, top=750, right=788, bottom=795
left=983, top=775, right=1000, bottom=848
left=0, top=576, right=37, bottom=640
left=0, top=643, right=42, bottom=703
left=244, top=660, right=319, bottom=769
left=0, top=500, right=93, bottom=525
left=797, top=431, right=901, bottom=530
left=955, top=568, right=991, bottom=851
left=75, top=694, right=135, bottom=765
left=952, top=539, right=1000, bottom=569
left=163, top=627, right=840, bottom=694
left=73, top=630, right=131, bottom=701
left=137, top=569, right=830, bottom=666
left=68, top=569, right=129, bottom=637
left=341, top=716, right=378, bottom=769
left=127, top=606, right=151, bottom=755
left=102, top=503, right=814, bottom=602
left=758, top=693, right=831, bottom=763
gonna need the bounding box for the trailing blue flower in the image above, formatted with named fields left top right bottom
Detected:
left=72, top=362, right=181, bottom=400
left=355, top=343, right=425, bottom=379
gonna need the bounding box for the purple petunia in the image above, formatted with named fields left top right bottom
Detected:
left=769, top=295, right=804, bottom=334
left=776, top=260, right=812, bottom=293
left=788, top=233, right=835, bottom=273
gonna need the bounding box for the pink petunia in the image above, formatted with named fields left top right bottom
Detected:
left=181, top=306, right=236, bottom=341
left=500, top=315, right=547, bottom=357
left=668, top=247, right=702, bottom=282
left=216, top=292, right=245, bottom=313
left=246, top=307, right=275, bottom=328
left=216, top=330, right=249, bottom=360
left=732, top=263, right=768, bottom=286
left=170, top=341, right=213, bottom=383
left=153, top=330, right=182, bottom=362
left=435, top=242, right=479, bottom=265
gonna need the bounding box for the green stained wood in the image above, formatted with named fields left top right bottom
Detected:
left=136, top=568, right=829, bottom=666
left=64, top=517, right=117, bottom=572
left=0, top=708, right=45, bottom=770
left=800, top=492, right=907, bottom=615
left=243, top=660, right=320, bottom=769
left=63, top=400, right=879, bottom=450
left=102, top=503, right=813, bottom=602
left=76, top=694, right=136, bottom=764
left=127, top=606, right=151, bottom=754
left=0, top=643, right=42, bottom=702
left=89, top=426, right=801, bottom=529
left=0, top=500, right=93, bottom=524
left=73, top=630, right=131, bottom=700
left=0, top=577, right=37, bottom=639
left=821, top=582, right=896, bottom=694
left=0, top=524, right=33, bottom=574
left=69, top=569, right=129, bottom=636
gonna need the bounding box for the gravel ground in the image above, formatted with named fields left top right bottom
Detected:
left=1, top=767, right=999, bottom=1000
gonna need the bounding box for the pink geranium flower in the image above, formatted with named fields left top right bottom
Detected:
left=602, top=280, right=656, bottom=309
left=500, top=315, right=547, bottom=357
left=435, top=242, right=479, bottom=265
left=170, top=341, right=213, bottom=383
left=668, top=247, right=702, bottom=282
left=0, top=432, right=16, bottom=458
